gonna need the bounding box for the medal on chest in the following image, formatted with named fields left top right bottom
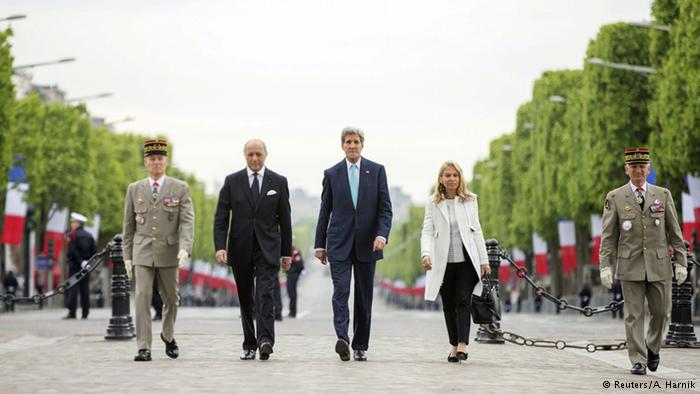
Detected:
left=622, top=220, right=632, bottom=231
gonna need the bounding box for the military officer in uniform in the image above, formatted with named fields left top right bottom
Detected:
left=123, top=139, right=195, bottom=362
left=599, top=148, right=688, bottom=375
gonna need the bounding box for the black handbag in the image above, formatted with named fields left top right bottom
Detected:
left=471, top=274, right=501, bottom=325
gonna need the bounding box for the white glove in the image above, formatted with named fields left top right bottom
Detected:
left=600, top=267, right=613, bottom=289
left=124, top=260, right=133, bottom=281
left=177, top=249, right=189, bottom=268
left=81, top=260, right=88, bottom=269
left=675, top=265, right=688, bottom=284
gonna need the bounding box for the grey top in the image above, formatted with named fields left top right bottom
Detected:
left=446, top=199, right=465, bottom=263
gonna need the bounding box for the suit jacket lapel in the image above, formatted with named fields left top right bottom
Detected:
left=436, top=200, right=449, bottom=222
left=156, top=175, right=172, bottom=205
left=337, top=161, right=353, bottom=210
left=139, top=179, right=150, bottom=204
left=644, top=186, right=657, bottom=213
left=624, top=190, right=642, bottom=213
left=242, top=171, right=255, bottom=210
left=256, top=172, right=273, bottom=212
left=357, top=160, right=369, bottom=210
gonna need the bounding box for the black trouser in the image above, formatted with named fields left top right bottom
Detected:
left=440, top=261, right=479, bottom=346
left=66, top=266, right=90, bottom=318
left=232, top=239, right=280, bottom=351
left=330, top=247, right=376, bottom=351
left=287, top=269, right=301, bottom=316
left=273, top=275, right=282, bottom=318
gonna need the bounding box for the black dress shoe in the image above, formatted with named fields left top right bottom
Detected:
left=275, top=314, right=283, bottom=321
left=62, top=314, right=76, bottom=320
left=631, top=362, right=647, bottom=375
left=447, top=353, right=459, bottom=363
left=259, top=342, right=273, bottom=361
left=335, top=339, right=351, bottom=361
left=353, top=350, right=367, bottom=362
left=160, top=333, right=179, bottom=359
left=134, top=349, right=152, bottom=362
left=152, top=314, right=162, bottom=321
left=647, top=347, right=660, bottom=372
left=240, top=349, right=256, bottom=360
left=457, top=351, right=468, bottom=361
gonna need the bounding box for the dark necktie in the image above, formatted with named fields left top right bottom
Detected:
left=251, top=173, right=260, bottom=202
left=635, top=187, right=644, bottom=211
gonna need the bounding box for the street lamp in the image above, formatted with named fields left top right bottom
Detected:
left=587, top=57, right=656, bottom=75
left=502, top=144, right=512, bottom=152
left=549, top=95, right=566, bottom=103
left=104, top=116, right=134, bottom=127
left=0, top=14, right=27, bottom=22
left=523, top=122, right=535, bottom=130
left=12, top=57, right=76, bottom=72
left=628, top=21, right=672, bottom=32
left=65, top=92, right=112, bottom=103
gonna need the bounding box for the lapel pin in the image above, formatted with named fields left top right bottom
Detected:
left=624, top=206, right=631, bottom=211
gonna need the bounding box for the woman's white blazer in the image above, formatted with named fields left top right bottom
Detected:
left=420, top=195, right=489, bottom=301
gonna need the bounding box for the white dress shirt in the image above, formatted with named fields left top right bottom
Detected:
left=246, top=166, right=266, bottom=193
left=628, top=181, right=647, bottom=197
left=149, top=175, right=165, bottom=192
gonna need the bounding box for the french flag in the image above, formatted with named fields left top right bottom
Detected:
left=1, top=166, right=29, bottom=246
left=84, top=213, right=100, bottom=242
left=558, top=220, right=577, bottom=274
left=590, top=214, right=602, bottom=265
left=512, top=247, right=526, bottom=268
left=532, top=233, right=548, bottom=276
left=689, top=175, right=700, bottom=244
left=43, top=204, right=68, bottom=260
left=682, top=192, right=696, bottom=249
left=499, top=256, right=512, bottom=283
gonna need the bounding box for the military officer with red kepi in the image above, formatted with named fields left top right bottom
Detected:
left=123, top=139, right=195, bottom=362
left=599, top=148, right=687, bottom=375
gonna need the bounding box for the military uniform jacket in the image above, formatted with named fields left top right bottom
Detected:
left=122, top=175, right=195, bottom=267
left=599, top=183, right=687, bottom=282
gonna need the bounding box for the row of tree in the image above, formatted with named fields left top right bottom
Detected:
left=0, top=27, right=218, bottom=264
left=379, top=0, right=700, bottom=294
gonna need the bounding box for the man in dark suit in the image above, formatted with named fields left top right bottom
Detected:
left=214, top=139, right=292, bottom=361
left=314, top=127, right=392, bottom=362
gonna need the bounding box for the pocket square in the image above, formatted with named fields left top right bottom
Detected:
left=266, top=190, right=277, bottom=196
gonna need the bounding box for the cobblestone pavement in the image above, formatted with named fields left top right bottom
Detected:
left=1, top=263, right=699, bottom=393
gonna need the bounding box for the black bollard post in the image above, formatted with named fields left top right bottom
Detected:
left=105, top=235, right=135, bottom=340
left=664, top=240, right=697, bottom=347
left=475, top=239, right=505, bottom=344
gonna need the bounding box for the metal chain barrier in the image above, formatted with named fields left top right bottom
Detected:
left=498, top=249, right=624, bottom=317
left=483, top=323, right=627, bottom=353
left=0, top=242, right=113, bottom=307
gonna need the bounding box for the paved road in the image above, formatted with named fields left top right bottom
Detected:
left=1, top=263, right=699, bottom=393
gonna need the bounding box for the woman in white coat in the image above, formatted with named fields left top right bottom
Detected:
left=420, top=161, right=490, bottom=363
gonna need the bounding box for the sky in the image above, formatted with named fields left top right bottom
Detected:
left=4, top=0, right=652, bottom=203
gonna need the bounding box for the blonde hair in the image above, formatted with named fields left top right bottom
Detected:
left=431, top=161, right=474, bottom=203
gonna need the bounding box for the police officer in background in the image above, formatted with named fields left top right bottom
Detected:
left=123, top=139, right=195, bottom=362
left=286, top=246, right=305, bottom=318
left=64, top=212, right=96, bottom=319
left=599, top=148, right=688, bottom=375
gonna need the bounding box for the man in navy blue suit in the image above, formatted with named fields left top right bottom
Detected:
left=314, top=127, right=393, bottom=362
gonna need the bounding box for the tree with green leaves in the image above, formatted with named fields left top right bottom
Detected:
left=0, top=28, right=16, bottom=215
left=581, top=23, right=654, bottom=215
left=649, top=0, right=700, bottom=193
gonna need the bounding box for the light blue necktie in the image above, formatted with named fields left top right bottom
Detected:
left=349, top=164, right=359, bottom=208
